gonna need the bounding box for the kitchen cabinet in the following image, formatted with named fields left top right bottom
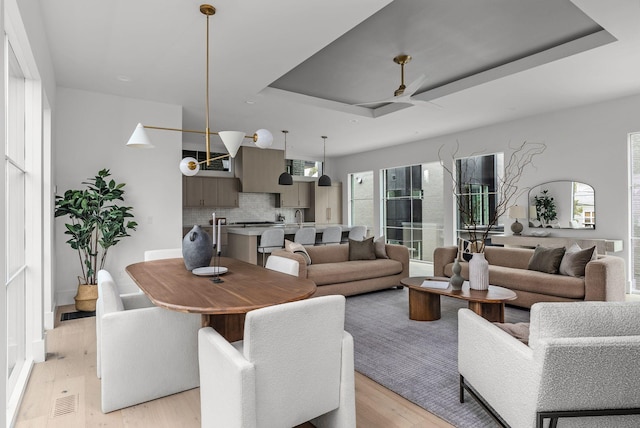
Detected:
left=308, top=182, right=342, bottom=224
left=183, top=176, right=239, bottom=208
left=276, top=182, right=311, bottom=208
left=234, top=146, right=284, bottom=193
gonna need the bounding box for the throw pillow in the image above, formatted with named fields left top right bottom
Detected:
left=558, top=244, right=596, bottom=277
left=527, top=245, right=566, bottom=274
left=284, top=239, right=312, bottom=265
left=374, top=236, right=389, bottom=259
left=493, top=322, right=530, bottom=345
left=349, top=236, right=376, bottom=261
left=457, top=238, right=475, bottom=262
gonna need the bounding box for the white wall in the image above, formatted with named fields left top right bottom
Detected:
left=54, top=87, right=183, bottom=302
left=334, top=93, right=640, bottom=285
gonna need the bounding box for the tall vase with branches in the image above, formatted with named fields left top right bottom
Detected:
left=440, top=141, right=546, bottom=252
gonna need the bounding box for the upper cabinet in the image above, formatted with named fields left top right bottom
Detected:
left=308, top=182, right=342, bottom=224
left=183, top=176, right=239, bottom=208
left=235, top=146, right=284, bottom=193
left=276, top=182, right=311, bottom=208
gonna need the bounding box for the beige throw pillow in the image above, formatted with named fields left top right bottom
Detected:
left=284, top=239, right=311, bottom=265
left=349, top=237, right=376, bottom=261
left=374, top=236, right=389, bottom=259
left=559, top=244, right=596, bottom=277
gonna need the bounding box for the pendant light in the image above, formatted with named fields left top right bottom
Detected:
left=318, top=136, right=332, bottom=187
left=278, top=130, right=293, bottom=185
left=126, top=4, right=273, bottom=176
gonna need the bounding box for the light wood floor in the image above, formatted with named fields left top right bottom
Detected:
left=14, top=305, right=454, bottom=428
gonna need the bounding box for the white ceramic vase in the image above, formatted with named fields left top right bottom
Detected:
left=469, top=252, right=489, bottom=291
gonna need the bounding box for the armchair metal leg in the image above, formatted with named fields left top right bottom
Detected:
left=459, top=375, right=510, bottom=428
left=537, top=408, right=640, bottom=428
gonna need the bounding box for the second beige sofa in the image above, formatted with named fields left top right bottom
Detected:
left=271, top=243, right=409, bottom=297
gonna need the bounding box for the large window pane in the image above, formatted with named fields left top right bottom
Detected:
left=382, top=162, right=443, bottom=262
left=629, top=132, right=640, bottom=292
left=349, top=171, right=373, bottom=229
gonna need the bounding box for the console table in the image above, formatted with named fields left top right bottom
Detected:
left=491, top=235, right=623, bottom=254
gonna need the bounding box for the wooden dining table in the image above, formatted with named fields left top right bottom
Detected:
left=125, top=256, right=317, bottom=342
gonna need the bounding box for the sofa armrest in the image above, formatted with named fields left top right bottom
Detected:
left=385, top=244, right=410, bottom=278
left=270, top=250, right=308, bottom=278
left=458, top=309, right=539, bottom=427
left=433, top=246, right=457, bottom=277
left=584, top=255, right=625, bottom=301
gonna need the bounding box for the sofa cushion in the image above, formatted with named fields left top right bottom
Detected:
left=307, top=259, right=403, bottom=286
left=527, top=246, right=565, bottom=274
left=559, top=244, right=595, bottom=277
left=349, top=237, right=376, bottom=261
left=493, top=322, right=530, bottom=345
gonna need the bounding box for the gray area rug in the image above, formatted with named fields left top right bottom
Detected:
left=344, top=287, right=530, bottom=428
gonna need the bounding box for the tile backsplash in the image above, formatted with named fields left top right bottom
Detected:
left=183, top=193, right=301, bottom=226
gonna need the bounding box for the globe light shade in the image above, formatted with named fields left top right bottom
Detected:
left=179, top=157, right=200, bottom=176
left=219, top=131, right=245, bottom=158
left=278, top=171, right=293, bottom=185
left=254, top=129, right=273, bottom=148
left=126, top=123, right=154, bottom=148
left=318, top=174, right=332, bottom=187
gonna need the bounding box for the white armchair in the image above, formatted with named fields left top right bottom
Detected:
left=97, top=269, right=201, bottom=413
left=458, top=302, right=640, bottom=428
left=198, top=295, right=356, bottom=427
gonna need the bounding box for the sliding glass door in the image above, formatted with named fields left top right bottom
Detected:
left=382, top=162, right=443, bottom=262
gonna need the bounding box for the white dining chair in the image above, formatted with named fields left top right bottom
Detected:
left=294, top=227, right=316, bottom=246
left=144, top=248, right=183, bottom=261
left=348, top=225, right=367, bottom=241
left=257, top=228, right=285, bottom=266
left=198, top=295, right=355, bottom=427
left=265, top=255, right=300, bottom=276
left=320, top=225, right=342, bottom=245
left=97, top=269, right=201, bottom=413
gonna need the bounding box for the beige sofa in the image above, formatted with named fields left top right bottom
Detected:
left=434, top=245, right=625, bottom=308
left=271, top=243, right=409, bottom=297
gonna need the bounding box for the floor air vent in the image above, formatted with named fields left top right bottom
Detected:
left=52, top=394, right=78, bottom=418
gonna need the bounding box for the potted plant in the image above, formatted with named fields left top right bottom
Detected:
left=55, top=169, right=137, bottom=311
left=534, top=189, right=557, bottom=227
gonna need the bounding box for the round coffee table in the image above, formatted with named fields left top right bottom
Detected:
left=400, top=276, right=517, bottom=323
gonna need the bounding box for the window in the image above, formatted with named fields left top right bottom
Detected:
left=629, top=132, right=640, bottom=292
left=285, top=159, right=322, bottom=178
left=454, top=153, right=504, bottom=242
left=5, top=40, right=27, bottom=399
left=382, top=162, right=443, bottom=262
left=349, top=171, right=373, bottom=228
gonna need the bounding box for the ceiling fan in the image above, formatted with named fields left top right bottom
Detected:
left=355, top=54, right=439, bottom=108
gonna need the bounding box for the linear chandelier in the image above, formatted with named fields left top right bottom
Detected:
left=126, top=4, right=273, bottom=176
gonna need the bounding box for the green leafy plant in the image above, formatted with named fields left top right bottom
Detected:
left=534, top=189, right=557, bottom=225
left=55, top=169, right=137, bottom=285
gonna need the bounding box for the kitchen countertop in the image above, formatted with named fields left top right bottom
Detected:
left=225, top=224, right=355, bottom=236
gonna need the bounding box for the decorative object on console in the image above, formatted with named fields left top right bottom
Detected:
left=277, top=130, right=293, bottom=185
left=182, top=225, right=213, bottom=271
left=449, top=258, right=465, bottom=291
left=126, top=4, right=273, bottom=176
left=440, top=141, right=546, bottom=253
left=318, top=136, right=332, bottom=186
left=468, top=252, right=489, bottom=290
left=508, top=205, right=526, bottom=235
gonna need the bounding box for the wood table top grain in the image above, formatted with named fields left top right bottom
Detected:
left=126, top=256, right=317, bottom=315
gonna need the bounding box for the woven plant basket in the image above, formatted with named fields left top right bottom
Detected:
left=75, top=283, right=98, bottom=312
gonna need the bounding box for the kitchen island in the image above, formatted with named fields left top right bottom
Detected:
left=226, top=224, right=361, bottom=265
